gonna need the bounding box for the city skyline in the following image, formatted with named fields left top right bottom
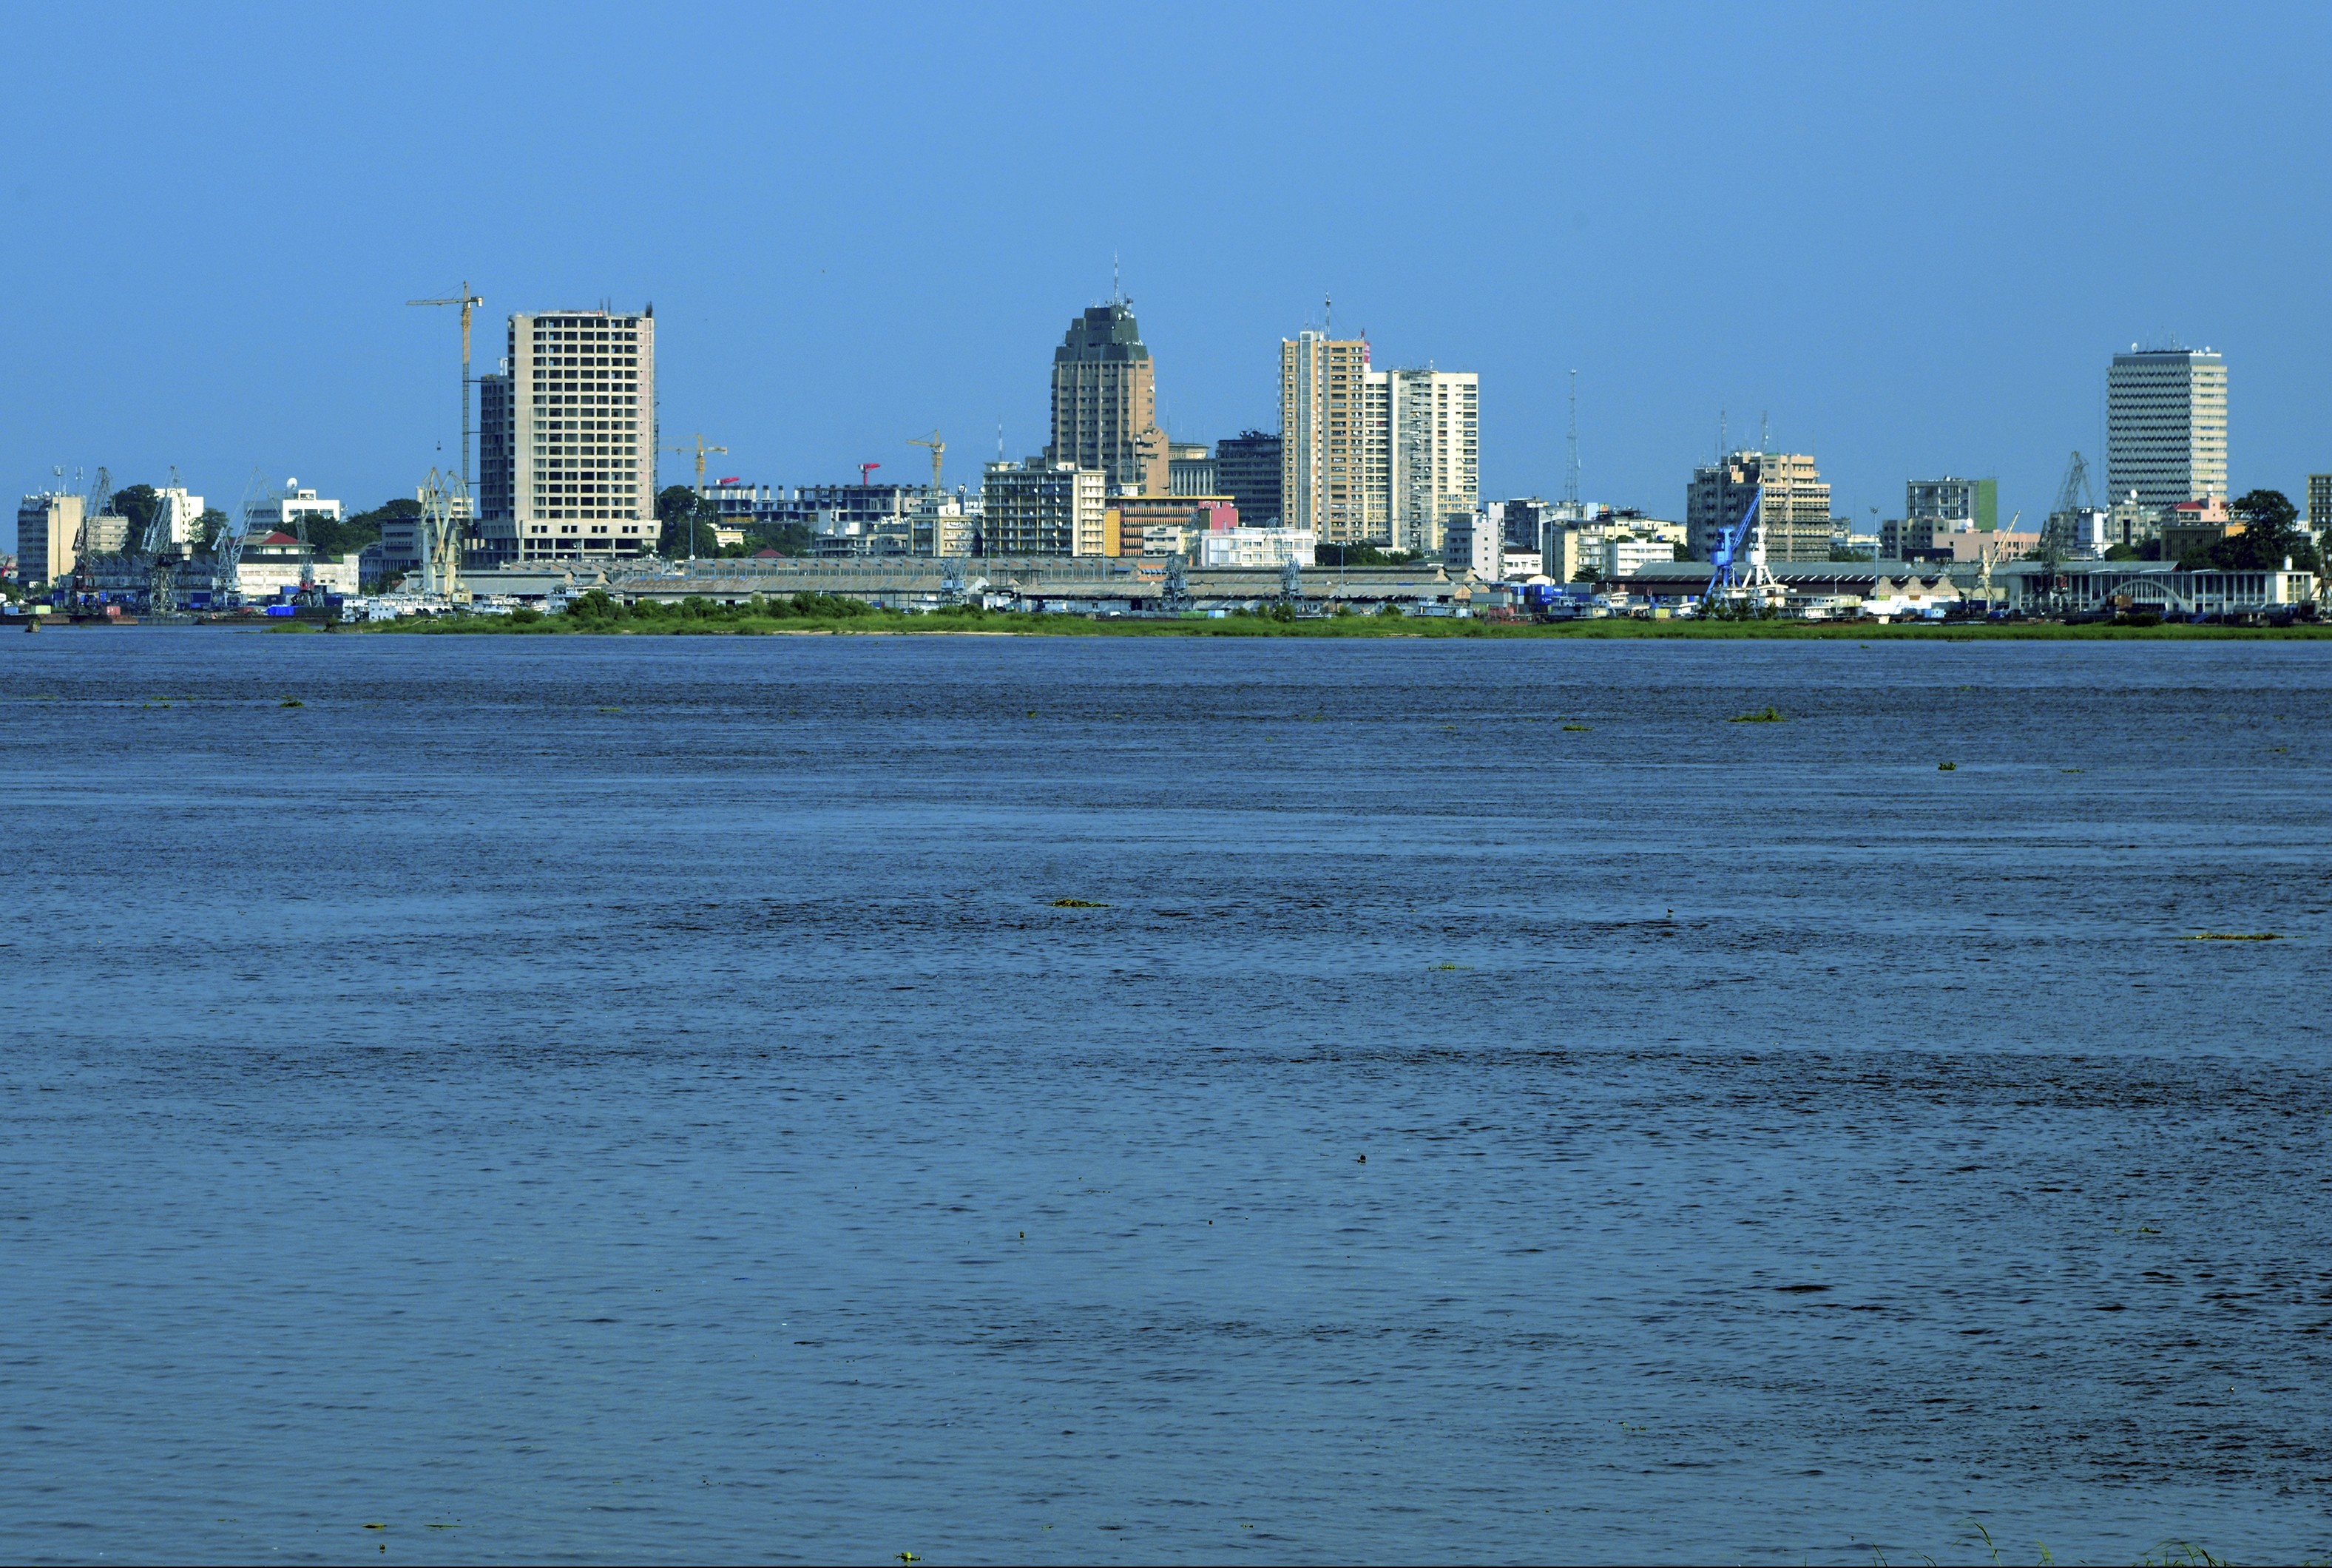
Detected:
left=5, top=2, right=2329, bottom=547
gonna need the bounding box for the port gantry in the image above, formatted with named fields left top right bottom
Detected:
left=414, top=468, right=471, bottom=604
left=1702, top=484, right=1779, bottom=611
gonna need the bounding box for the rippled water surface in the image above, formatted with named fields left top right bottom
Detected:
left=3, top=629, right=2329, bottom=1565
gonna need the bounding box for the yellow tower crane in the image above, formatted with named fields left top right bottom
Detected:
left=908, top=430, right=944, bottom=493
left=666, top=433, right=729, bottom=497
left=663, top=433, right=729, bottom=562
left=406, top=282, right=484, bottom=496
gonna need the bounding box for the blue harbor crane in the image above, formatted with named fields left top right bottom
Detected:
left=1702, top=484, right=1777, bottom=607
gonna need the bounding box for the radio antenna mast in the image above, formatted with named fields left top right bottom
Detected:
left=1564, top=369, right=1581, bottom=505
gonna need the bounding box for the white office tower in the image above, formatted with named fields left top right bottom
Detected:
left=2107, top=348, right=2228, bottom=512
left=475, top=306, right=658, bottom=564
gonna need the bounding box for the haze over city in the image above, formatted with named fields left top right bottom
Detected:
left=6, top=0, right=2328, bottom=541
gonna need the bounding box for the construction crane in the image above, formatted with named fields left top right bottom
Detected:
left=408, top=281, right=484, bottom=496
left=858, top=462, right=882, bottom=487
left=666, top=433, right=728, bottom=497
left=908, top=430, right=944, bottom=493
left=663, top=434, right=728, bottom=563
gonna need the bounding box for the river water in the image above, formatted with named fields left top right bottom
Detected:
left=1, top=630, right=2327, bottom=1565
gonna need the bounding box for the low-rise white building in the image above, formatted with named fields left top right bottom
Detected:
left=234, top=532, right=360, bottom=598
left=1199, top=527, right=1316, bottom=569
left=254, top=481, right=342, bottom=533
left=1606, top=538, right=1676, bottom=578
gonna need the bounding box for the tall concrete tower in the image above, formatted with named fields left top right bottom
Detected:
left=474, top=305, right=658, bottom=564
left=1280, top=331, right=1375, bottom=541
left=1046, top=300, right=1167, bottom=496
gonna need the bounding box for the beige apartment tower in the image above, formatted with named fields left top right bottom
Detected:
left=1686, top=451, right=1832, bottom=563
left=1280, top=334, right=1479, bottom=552
left=16, top=493, right=84, bottom=585
left=476, top=307, right=658, bottom=563
left=1280, top=332, right=1378, bottom=542
left=1047, top=301, right=1167, bottom=496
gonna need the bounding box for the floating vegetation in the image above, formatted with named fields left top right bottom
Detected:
left=2061, top=767, right=2083, bottom=773
left=2187, top=931, right=2279, bottom=942
left=1562, top=723, right=1590, bottom=731
left=280, top=697, right=304, bottom=708
left=1728, top=706, right=1785, bottom=723
left=1050, top=898, right=1106, bottom=908
left=1938, top=761, right=1956, bottom=771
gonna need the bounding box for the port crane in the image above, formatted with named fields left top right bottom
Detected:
left=415, top=468, right=470, bottom=602
left=1701, top=484, right=1775, bottom=610
left=215, top=467, right=282, bottom=609
left=139, top=466, right=188, bottom=613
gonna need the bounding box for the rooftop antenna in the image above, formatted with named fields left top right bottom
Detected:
left=1112, top=253, right=1121, bottom=304
left=1719, top=409, right=1728, bottom=462
left=1325, top=293, right=1332, bottom=335
left=1760, top=410, right=1770, bottom=456
left=1564, top=370, right=1581, bottom=506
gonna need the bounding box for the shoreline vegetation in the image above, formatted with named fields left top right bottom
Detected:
left=355, top=591, right=2332, bottom=641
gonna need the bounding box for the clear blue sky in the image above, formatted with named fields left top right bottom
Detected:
left=6, top=1, right=2327, bottom=547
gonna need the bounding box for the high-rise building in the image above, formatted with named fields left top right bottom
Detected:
left=979, top=460, right=1109, bottom=556
left=2106, top=348, right=2228, bottom=512
left=1686, top=451, right=1832, bottom=563
left=1280, top=332, right=1376, bottom=541
left=476, top=306, right=658, bottom=564
left=1046, top=301, right=1167, bottom=496
left=1280, top=337, right=1478, bottom=552
left=16, top=493, right=84, bottom=585
left=1382, top=368, right=1479, bottom=556
left=1214, top=430, right=1282, bottom=527
left=2306, top=474, right=2331, bottom=534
